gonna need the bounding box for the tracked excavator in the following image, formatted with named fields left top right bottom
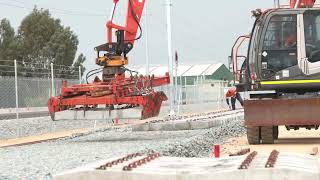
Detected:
left=231, top=0, right=320, bottom=144
left=48, top=0, right=170, bottom=120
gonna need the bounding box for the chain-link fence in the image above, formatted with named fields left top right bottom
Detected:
left=156, top=79, right=231, bottom=116
left=1, top=59, right=236, bottom=121
left=0, top=60, right=81, bottom=120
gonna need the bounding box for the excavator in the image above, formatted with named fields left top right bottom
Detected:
left=48, top=0, right=170, bottom=120
left=231, top=0, right=320, bottom=144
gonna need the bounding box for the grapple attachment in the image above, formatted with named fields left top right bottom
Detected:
left=141, top=91, right=168, bottom=119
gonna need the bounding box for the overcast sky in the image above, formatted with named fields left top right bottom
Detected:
left=0, top=0, right=291, bottom=71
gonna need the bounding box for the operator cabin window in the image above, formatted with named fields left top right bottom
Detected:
left=262, top=15, right=297, bottom=74
left=304, top=11, right=320, bottom=63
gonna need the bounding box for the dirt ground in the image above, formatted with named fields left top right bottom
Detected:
left=222, top=126, right=320, bottom=156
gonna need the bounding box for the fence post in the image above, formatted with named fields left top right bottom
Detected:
left=79, top=66, right=82, bottom=84
left=218, top=81, right=221, bottom=109
left=184, top=76, right=187, bottom=104
left=14, top=59, right=19, bottom=120
left=193, top=79, right=196, bottom=104
left=178, top=86, right=182, bottom=114
left=51, top=63, right=55, bottom=97
left=179, top=75, right=182, bottom=106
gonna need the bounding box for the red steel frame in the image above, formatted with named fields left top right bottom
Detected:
left=48, top=73, right=170, bottom=120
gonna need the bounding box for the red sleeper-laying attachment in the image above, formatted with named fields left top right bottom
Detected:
left=48, top=73, right=170, bottom=120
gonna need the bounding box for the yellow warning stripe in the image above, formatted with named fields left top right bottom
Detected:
left=261, top=80, right=320, bottom=85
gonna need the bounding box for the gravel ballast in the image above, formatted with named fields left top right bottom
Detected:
left=0, top=114, right=245, bottom=180
left=0, top=116, right=112, bottom=140
left=0, top=102, right=230, bottom=140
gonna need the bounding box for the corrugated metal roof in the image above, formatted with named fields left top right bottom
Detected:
left=125, top=66, right=158, bottom=76
left=202, top=63, right=223, bottom=75
left=90, top=63, right=224, bottom=82
left=88, top=63, right=225, bottom=84
left=182, top=64, right=210, bottom=76
left=125, top=63, right=223, bottom=77
left=176, top=65, right=193, bottom=76
left=150, top=66, right=169, bottom=77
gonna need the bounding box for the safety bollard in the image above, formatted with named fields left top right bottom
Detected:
left=214, top=144, right=220, bottom=158
left=115, top=118, right=120, bottom=125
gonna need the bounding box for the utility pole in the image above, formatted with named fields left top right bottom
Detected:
left=165, top=0, right=175, bottom=116
left=51, top=63, right=55, bottom=97
left=274, top=0, right=280, bottom=8
left=14, top=60, right=19, bottom=120
left=175, top=51, right=179, bottom=113
left=144, top=2, right=150, bottom=76
left=79, top=66, right=82, bottom=84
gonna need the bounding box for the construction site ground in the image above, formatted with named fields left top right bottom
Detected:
left=1, top=107, right=320, bottom=180
left=223, top=126, right=320, bottom=156
left=0, top=109, right=243, bottom=179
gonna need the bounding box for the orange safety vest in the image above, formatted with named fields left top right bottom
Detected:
left=225, top=87, right=237, bottom=98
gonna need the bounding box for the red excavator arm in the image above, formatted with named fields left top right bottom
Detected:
left=48, top=0, right=170, bottom=121
left=107, top=0, right=145, bottom=45
left=290, top=0, right=316, bottom=8
left=95, top=0, right=146, bottom=68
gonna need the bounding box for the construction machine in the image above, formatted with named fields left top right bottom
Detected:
left=231, top=0, right=320, bottom=144
left=48, top=0, right=170, bottom=120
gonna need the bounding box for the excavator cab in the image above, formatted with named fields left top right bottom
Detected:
left=231, top=6, right=320, bottom=144
left=233, top=8, right=320, bottom=94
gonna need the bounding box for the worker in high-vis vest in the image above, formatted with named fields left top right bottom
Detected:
left=225, top=87, right=244, bottom=110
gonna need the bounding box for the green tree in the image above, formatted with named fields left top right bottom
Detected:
left=0, top=19, right=16, bottom=76
left=16, top=8, right=81, bottom=76
left=0, top=8, right=86, bottom=78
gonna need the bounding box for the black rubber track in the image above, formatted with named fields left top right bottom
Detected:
left=273, top=126, right=279, bottom=140
left=261, top=126, right=274, bottom=144
left=247, top=126, right=261, bottom=145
